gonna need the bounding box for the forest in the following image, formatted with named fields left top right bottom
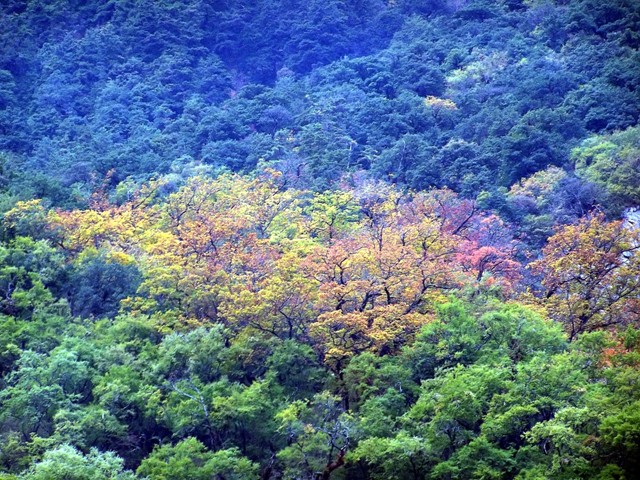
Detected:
left=0, top=0, right=639, bottom=479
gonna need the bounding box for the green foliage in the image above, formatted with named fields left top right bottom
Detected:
left=406, top=300, right=566, bottom=380
left=266, top=340, right=325, bottom=398
left=18, top=444, right=135, bottom=480
left=0, top=237, right=65, bottom=319
left=349, top=432, right=429, bottom=479
left=408, top=364, right=508, bottom=457
left=432, top=436, right=515, bottom=480
left=51, top=406, right=127, bottom=452
left=137, top=438, right=258, bottom=480
left=600, top=401, right=640, bottom=473
left=343, top=352, right=415, bottom=411
left=573, top=126, right=640, bottom=214
left=276, top=392, right=353, bottom=480
left=64, top=252, right=141, bottom=319
left=1, top=0, right=638, bottom=200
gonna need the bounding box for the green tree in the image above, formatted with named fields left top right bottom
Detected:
left=137, top=438, right=258, bottom=480
left=19, top=445, right=134, bottom=480
left=573, top=126, right=640, bottom=214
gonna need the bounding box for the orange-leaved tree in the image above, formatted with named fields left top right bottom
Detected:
left=530, top=212, right=640, bottom=340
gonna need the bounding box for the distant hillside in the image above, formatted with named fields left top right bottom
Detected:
left=0, top=0, right=638, bottom=208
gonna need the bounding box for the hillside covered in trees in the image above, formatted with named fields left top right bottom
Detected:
left=1, top=1, right=640, bottom=479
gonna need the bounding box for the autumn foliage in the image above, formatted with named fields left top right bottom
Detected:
left=9, top=173, right=640, bottom=354
left=531, top=212, right=640, bottom=340
left=25, top=173, right=524, bottom=362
